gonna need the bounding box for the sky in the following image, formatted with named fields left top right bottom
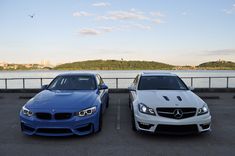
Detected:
left=0, top=0, right=235, bottom=66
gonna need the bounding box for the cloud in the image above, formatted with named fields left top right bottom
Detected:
left=204, top=49, right=235, bottom=56
left=223, top=4, right=235, bottom=14
left=98, top=26, right=116, bottom=32
left=95, top=9, right=166, bottom=25
left=152, top=19, right=165, bottom=24
left=150, top=12, right=165, bottom=17
left=131, top=24, right=151, bottom=30
left=79, top=28, right=101, bottom=36
left=181, top=11, right=188, bottom=16
left=96, top=9, right=149, bottom=20
left=73, top=11, right=93, bottom=17
left=78, top=24, right=151, bottom=36
left=92, top=2, right=110, bottom=7
left=223, top=9, right=233, bottom=14
left=78, top=27, right=115, bottom=36
left=76, top=8, right=165, bottom=36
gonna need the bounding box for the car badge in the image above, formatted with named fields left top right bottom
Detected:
left=173, top=109, right=183, bottom=119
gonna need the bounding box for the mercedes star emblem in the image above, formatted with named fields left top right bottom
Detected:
left=173, top=109, right=183, bottom=119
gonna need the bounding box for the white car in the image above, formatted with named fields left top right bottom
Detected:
left=129, top=72, right=211, bottom=134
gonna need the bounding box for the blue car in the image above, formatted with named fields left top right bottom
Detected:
left=20, top=73, right=109, bottom=136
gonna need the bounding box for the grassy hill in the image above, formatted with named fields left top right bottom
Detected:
left=1, top=60, right=234, bottom=70
left=54, top=60, right=174, bottom=70
left=197, top=60, right=235, bottom=70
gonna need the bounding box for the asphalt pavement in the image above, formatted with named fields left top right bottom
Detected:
left=0, top=92, right=235, bottom=156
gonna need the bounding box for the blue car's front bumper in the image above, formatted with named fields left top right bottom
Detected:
left=20, top=111, right=100, bottom=136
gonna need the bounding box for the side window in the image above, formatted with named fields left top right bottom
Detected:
left=99, top=75, right=104, bottom=84
left=133, top=75, right=139, bottom=85
left=96, top=75, right=101, bottom=85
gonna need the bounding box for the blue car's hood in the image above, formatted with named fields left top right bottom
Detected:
left=26, top=90, right=98, bottom=110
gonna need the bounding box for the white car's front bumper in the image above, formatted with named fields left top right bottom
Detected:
left=134, top=111, right=211, bottom=134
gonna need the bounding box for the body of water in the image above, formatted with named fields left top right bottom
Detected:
left=0, top=70, right=235, bottom=89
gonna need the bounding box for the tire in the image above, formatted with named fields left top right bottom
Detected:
left=106, top=95, right=109, bottom=108
left=97, top=107, right=103, bottom=132
left=131, top=109, right=137, bottom=131
left=20, top=123, right=24, bottom=131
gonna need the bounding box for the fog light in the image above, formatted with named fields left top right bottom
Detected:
left=140, top=122, right=150, bottom=126
left=200, top=123, right=210, bottom=129
left=138, top=122, right=154, bottom=129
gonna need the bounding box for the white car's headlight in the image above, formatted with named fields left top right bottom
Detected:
left=76, top=106, right=97, bottom=117
left=198, top=104, right=209, bottom=115
left=22, top=106, right=33, bottom=117
left=138, top=103, right=156, bottom=116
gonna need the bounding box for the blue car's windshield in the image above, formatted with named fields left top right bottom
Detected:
left=48, top=75, right=97, bottom=90
left=138, top=76, right=188, bottom=90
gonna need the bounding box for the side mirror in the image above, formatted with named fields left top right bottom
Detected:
left=188, top=86, right=194, bottom=91
left=41, top=85, right=48, bottom=90
left=128, top=86, right=136, bottom=91
left=99, top=84, right=108, bottom=90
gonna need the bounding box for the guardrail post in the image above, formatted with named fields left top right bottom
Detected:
left=23, top=78, right=25, bottom=89
left=40, top=78, right=43, bottom=87
left=5, top=78, right=7, bottom=89
left=209, top=77, right=211, bottom=88
left=191, top=77, right=193, bottom=87
left=226, top=77, right=229, bottom=88
left=116, top=78, right=118, bottom=89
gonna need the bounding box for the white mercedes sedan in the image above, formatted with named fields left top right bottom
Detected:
left=128, top=72, right=211, bottom=134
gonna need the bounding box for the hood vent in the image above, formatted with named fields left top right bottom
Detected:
left=177, top=96, right=182, bottom=101
left=163, top=96, right=169, bottom=101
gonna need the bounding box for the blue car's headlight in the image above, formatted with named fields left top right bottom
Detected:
left=22, top=106, right=33, bottom=117
left=197, top=104, right=209, bottom=115
left=76, top=106, right=97, bottom=117
left=138, top=103, right=156, bottom=116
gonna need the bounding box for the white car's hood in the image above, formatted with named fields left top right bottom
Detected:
left=136, top=90, right=205, bottom=108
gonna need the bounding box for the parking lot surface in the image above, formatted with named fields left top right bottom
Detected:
left=0, top=92, right=235, bottom=156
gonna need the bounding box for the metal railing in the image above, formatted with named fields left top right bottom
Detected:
left=0, top=76, right=235, bottom=89
left=0, top=78, right=53, bottom=89
left=180, top=76, right=235, bottom=89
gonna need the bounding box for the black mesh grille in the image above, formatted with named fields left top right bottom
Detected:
left=157, top=107, right=196, bottom=119
left=76, top=124, right=92, bottom=132
left=54, top=113, right=72, bottom=120
left=36, top=113, right=52, bottom=120
left=36, top=128, right=72, bottom=134
left=155, top=124, right=198, bottom=134
left=35, top=112, right=73, bottom=120
left=21, top=123, right=35, bottom=132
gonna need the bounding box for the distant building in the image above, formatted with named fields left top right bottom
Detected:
left=218, top=59, right=226, bottom=63
left=40, top=60, right=54, bottom=68
left=25, top=64, right=33, bottom=68
left=40, top=60, right=50, bottom=66
left=0, top=62, right=7, bottom=67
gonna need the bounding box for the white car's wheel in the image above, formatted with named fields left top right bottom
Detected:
left=131, top=109, right=137, bottom=131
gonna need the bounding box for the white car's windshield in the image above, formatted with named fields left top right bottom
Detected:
left=138, top=76, right=188, bottom=90
left=48, top=75, right=97, bottom=90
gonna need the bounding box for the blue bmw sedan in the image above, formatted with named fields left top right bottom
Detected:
left=20, top=73, right=109, bottom=136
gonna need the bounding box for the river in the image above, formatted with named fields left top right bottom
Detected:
left=0, top=70, right=235, bottom=89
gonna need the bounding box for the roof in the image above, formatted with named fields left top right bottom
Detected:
left=140, top=72, right=177, bottom=76
left=58, top=72, right=97, bottom=77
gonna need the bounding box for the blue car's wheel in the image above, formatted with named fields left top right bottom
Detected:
left=98, top=107, right=103, bottom=132
left=106, top=95, right=109, bottom=108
